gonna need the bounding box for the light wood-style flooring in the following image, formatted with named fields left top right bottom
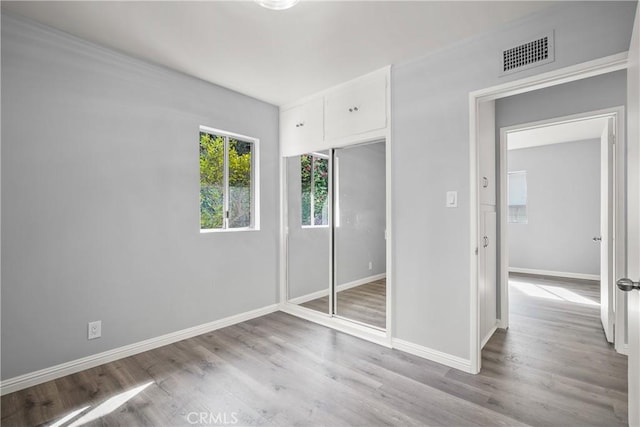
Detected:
left=0, top=274, right=627, bottom=426
left=300, top=278, right=386, bottom=329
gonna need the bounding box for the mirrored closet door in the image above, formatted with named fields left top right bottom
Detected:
left=333, top=141, right=386, bottom=329
left=286, top=152, right=331, bottom=315
left=286, top=141, right=387, bottom=330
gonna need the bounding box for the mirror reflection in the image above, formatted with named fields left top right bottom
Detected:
left=286, top=152, right=331, bottom=314
left=286, top=141, right=387, bottom=330
left=334, top=141, right=386, bottom=329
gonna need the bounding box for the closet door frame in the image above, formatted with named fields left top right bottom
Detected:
left=280, top=135, right=392, bottom=349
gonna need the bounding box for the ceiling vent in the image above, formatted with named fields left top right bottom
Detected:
left=501, top=31, right=554, bottom=76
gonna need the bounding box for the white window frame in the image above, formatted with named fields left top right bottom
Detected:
left=301, top=152, right=330, bottom=228
left=507, top=170, right=528, bottom=224
left=199, top=125, right=260, bottom=233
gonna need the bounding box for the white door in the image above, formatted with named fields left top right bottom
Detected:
left=601, top=117, right=615, bottom=343
left=625, top=6, right=640, bottom=425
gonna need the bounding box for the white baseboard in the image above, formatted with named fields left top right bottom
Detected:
left=481, top=324, right=498, bottom=349
left=391, top=338, right=473, bottom=373
left=337, top=273, right=386, bottom=292
left=0, top=303, right=279, bottom=396
left=509, top=267, right=599, bottom=281
left=288, top=289, right=329, bottom=305
left=281, top=303, right=391, bottom=348
left=287, top=273, right=387, bottom=305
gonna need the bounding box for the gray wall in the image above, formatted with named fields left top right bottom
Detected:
left=508, top=140, right=601, bottom=275
left=286, top=155, right=331, bottom=301
left=496, top=70, right=628, bottom=127
left=1, top=14, right=279, bottom=379
left=335, top=141, right=386, bottom=285
left=392, top=1, right=635, bottom=359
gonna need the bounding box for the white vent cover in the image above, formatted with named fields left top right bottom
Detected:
left=501, top=31, right=554, bottom=76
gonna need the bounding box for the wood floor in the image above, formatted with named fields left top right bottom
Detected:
left=300, top=278, right=386, bottom=329
left=1, top=274, right=627, bottom=426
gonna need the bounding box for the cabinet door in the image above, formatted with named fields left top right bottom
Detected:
left=325, top=73, right=387, bottom=141
left=484, top=211, right=497, bottom=340
left=479, top=213, right=488, bottom=341
left=478, top=101, right=496, bottom=206
left=281, top=98, right=324, bottom=157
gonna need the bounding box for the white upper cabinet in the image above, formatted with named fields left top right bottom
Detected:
left=478, top=100, right=496, bottom=206
left=280, top=67, right=390, bottom=157
left=280, top=97, right=324, bottom=157
left=324, top=73, right=387, bottom=141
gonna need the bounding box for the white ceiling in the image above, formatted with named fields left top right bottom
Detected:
left=1, top=1, right=555, bottom=106
left=507, top=117, right=609, bottom=150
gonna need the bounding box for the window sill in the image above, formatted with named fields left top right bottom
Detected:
left=301, top=225, right=330, bottom=229
left=200, top=227, right=260, bottom=234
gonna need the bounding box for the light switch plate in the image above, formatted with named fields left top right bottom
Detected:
left=446, top=191, right=458, bottom=208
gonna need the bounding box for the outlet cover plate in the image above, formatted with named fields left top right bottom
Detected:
left=88, top=320, right=102, bottom=340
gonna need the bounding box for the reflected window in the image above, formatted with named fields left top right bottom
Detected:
left=301, top=154, right=329, bottom=226
left=200, top=127, right=258, bottom=231
left=508, top=170, right=528, bottom=224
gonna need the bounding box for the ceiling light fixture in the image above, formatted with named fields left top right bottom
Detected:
left=255, top=0, right=299, bottom=11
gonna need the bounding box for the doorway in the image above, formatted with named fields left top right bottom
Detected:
left=498, top=109, right=626, bottom=352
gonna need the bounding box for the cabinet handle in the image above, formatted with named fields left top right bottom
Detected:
left=295, top=122, right=305, bottom=128
left=483, top=236, right=489, bottom=248
left=348, top=106, right=359, bottom=113
left=482, top=177, right=488, bottom=188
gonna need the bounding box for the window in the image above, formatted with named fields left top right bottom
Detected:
left=508, top=170, right=528, bottom=224
left=199, top=126, right=259, bottom=231
left=301, top=153, right=329, bottom=226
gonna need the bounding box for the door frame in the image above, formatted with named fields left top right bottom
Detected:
left=497, top=107, right=626, bottom=353
left=469, top=52, right=628, bottom=374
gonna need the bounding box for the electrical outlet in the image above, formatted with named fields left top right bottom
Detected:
left=368, top=261, right=373, bottom=270
left=88, top=321, right=101, bottom=340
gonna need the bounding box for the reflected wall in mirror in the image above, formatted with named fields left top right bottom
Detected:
left=334, top=141, right=386, bottom=329
left=286, top=152, right=331, bottom=314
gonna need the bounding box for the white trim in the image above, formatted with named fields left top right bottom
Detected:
left=287, top=273, right=387, bottom=305
left=499, top=126, right=510, bottom=330
left=337, top=273, right=386, bottom=292
left=281, top=303, right=391, bottom=348
left=0, top=304, right=279, bottom=396
left=392, top=338, right=473, bottom=373
left=471, top=52, right=628, bottom=102
left=509, top=267, right=599, bottom=282
left=470, top=52, right=628, bottom=375
left=288, top=288, right=330, bottom=305
left=481, top=324, right=498, bottom=349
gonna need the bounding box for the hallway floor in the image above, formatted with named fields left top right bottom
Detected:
left=480, top=273, right=627, bottom=425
